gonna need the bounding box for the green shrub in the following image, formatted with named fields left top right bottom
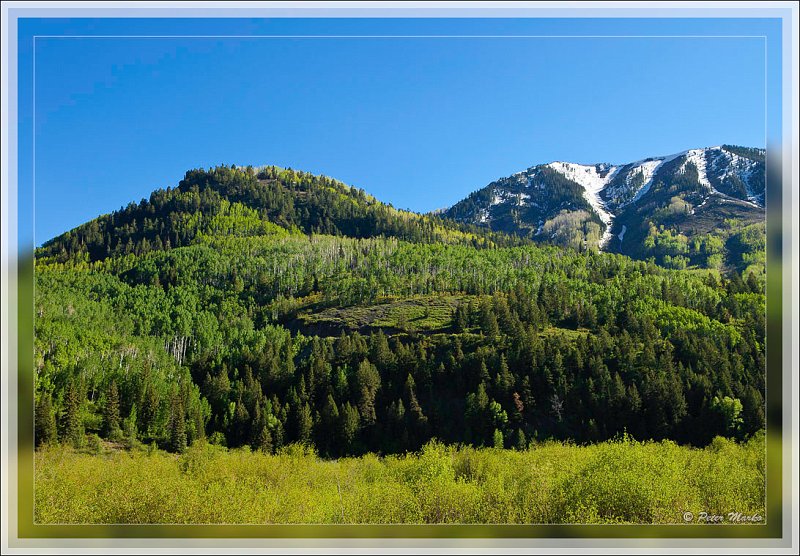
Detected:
left=85, top=434, right=102, bottom=455
left=34, top=436, right=765, bottom=525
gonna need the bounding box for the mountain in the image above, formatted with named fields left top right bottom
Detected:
left=33, top=162, right=765, bottom=459
left=443, top=145, right=765, bottom=273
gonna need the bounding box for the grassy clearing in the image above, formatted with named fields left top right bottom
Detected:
left=296, top=294, right=468, bottom=334
left=34, top=433, right=764, bottom=525
left=296, top=296, right=596, bottom=338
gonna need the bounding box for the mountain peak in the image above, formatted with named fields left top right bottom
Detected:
left=443, top=145, right=765, bottom=255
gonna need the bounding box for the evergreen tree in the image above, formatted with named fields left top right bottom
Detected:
left=232, top=392, right=250, bottom=447
left=61, top=380, right=84, bottom=448
left=255, top=425, right=273, bottom=454
left=319, top=394, right=340, bottom=455
left=355, top=360, right=380, bottom=426
left=35, top=393, right=58, bottom=446
left=339, top=402, right=360, bottom=453
left=102, top=380, right=121, bottom=440
left=514, top=428, right=527, bottom=451
left=453, top=304, right=469, bottom=333
left=168, top=391, right=188, bottom=454
left=124, top=404, right=139, bottom=445
left=493, top=428, right=504, bottom=449
left=140, top=381, right=160, bottom=438
left=296, top=402, right=313, bottom=445
left=404, top=373, right=428, bottom=444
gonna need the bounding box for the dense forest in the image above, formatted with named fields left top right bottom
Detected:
left=34, top=165, right=765, bottom=458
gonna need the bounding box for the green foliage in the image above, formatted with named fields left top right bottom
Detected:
left=124, top=404, right=138, bottom=446
left=28, top=157, right=769, bottom=528
left=61, top=380, right=85, bottom=449
left=255, top=425, right=273, bottom=454
left=514, top=428, right=527, bottom=450
left=541, top=210, right=603, bottom=252
left=35, top=393, right=58, bottom=446
left=711, top=396, right=744, bottom=437
left=169, top=390, right=188, bottom=454
left=296, top=403, right=313, bottom=445
left=86, top=433, right=103, bottom=455
left=208, top=431, right=227, bottom=447
left=34, top=435, right=765, bottom=524
left=637, top=218, right=764, bottom=279
left=493, top=429, right=504, bottom=449
left=102, top=381, right=121, bottom=440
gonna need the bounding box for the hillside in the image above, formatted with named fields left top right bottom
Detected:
left=34, top=164, right=765, bottom=461
left=37, top=165, right=525, bottom=266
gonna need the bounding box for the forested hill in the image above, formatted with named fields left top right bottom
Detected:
left=33, top=163, right=765, bottom=459
left=37, top=165, right=526, bottom=265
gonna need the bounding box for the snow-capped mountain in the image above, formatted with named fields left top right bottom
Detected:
left=443, top=145, right=764, bottom=253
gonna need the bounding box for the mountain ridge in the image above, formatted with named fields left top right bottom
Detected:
left=442, top=144, right=764, bottom=270
left=38, top=145, right=765, bottom=277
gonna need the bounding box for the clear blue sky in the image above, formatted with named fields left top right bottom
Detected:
left=19, top=17, right=781, bottom=244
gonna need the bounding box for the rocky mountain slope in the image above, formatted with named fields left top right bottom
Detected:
left=443, top=145, right=765, bottom=271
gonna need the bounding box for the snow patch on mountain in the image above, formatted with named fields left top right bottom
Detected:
left=488, top=189, right=532, bottom=209
left=707, top=146, right=763, bottom=202
left=680, top=148, right=713, bottom=191
left=628, top=159, right=663, bottom=204
left=546, top=162, right=618, bottom=247
left=630, top=152, right=685, bottom=202
left=602, top=151, right=684, bottom=209
left=515, top=192, right=531, bottom=205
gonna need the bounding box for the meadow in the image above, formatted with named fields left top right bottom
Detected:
left=34, top=433, right=765, bottom=525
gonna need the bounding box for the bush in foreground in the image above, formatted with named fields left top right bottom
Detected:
left=34, top=433, right=765, bottom=524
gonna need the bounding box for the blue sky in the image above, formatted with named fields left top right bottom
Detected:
left=19, top=17, right=781, bottom=244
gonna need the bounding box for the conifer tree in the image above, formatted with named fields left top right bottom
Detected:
left=62, top=380, right=84, bottom=448
left=102, top=380, right=121, bottom=440
left=339, top=402, right=360, bottom=452
left=296, top=402, right=313, bottom=445
left=256, top=425, right=273, bottom=454
left=169, top=391, right=187, bottom=454
left=35, top=393, right=58, bottom=446
left=514, top=428, right=527, bottom=451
